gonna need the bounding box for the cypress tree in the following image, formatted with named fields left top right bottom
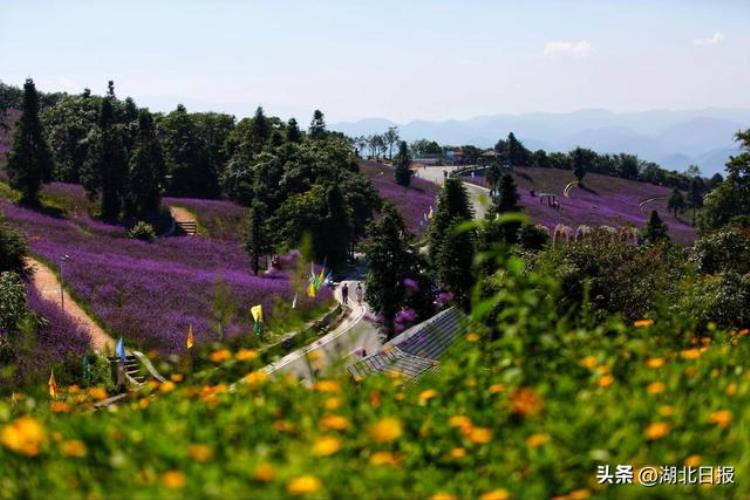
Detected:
left=286, top=118, right=301, bottom=143
left=126, top=110, right=165, bottom=219
left=484, top=173, right=522, bottom=244
left=428, top=178, right=473, bottom=265
left=436, top=217, right=476, bottom=310
left=643, top=210, right=669, bottom=244
left=394, top=141, right=413, bottom=187
left=245, top=201, right=272, bottom=275
left=309, top=109, right=326, bottom=140
left=572, top=147, right=587, bottom=183
left=249, top=106, right=270, bottom=149
left=6, top=78, right=54, bottom=205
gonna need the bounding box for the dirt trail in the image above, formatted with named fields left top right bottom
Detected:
left=26, top=257, right=115, bottom=353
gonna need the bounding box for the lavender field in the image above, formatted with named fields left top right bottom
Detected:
left=0, top=190, right=332, bottom=353
left=467, top=167, right=697, bottom=243
left=359, top=160, right=439, bottom=235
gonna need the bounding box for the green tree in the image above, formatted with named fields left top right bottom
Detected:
left=81, top=97, right=129, bottom=220
left=505, top=132, right=531, bottom=167
left=393, top=141, right=413, bottom=187
left=0, top=271, right=27, bottom=333
left=642, top=210, right=669, bottom=244
left=618, top=154, right=640, bottom=180
left=5, top=79, right=54, bottom=205
left=688, top=176, right=705, bottom=226
left=383, top=126, right=400, bottom=159
left=571, top=147, right=591, bottom=183
left=484, top=173, right=522, bottom=245
left=436, top=218, right=476, bottom=310
left=126, top=110, right=165, bottom=219
left=0, top=224, right=29, bottom=278
left=245, top=201, right=272, bottom=275
left=248, top=106, right=271, bottom=151
left=309, top=109, right=326, bottom=140
left=428, top=178, right=473, bottom=266
left=667, top=187, right=686, bottom=217
left=286, top=118, right=301, bottom=143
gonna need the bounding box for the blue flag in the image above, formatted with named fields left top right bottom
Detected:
left=115, top=337, right=126, bottom=361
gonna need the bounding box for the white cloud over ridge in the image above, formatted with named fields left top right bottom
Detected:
left=543, top=40, right=592, bottom=57
left=693, top=32, right=725, bottom=46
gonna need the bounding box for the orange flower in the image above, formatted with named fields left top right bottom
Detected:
left=209, top=349, right=232, bottom=363
left=646, top=358, right=665, bottom=369
left=448, top=447, right=466, bottom=459
left=681, top=348, right=702, bottom=360
left=0, top=416, right=46, bottom=456
left=709, top=410, right=732, bottom=428
left=170, top=373, right=184, bottom=383
left=489, top=384, right=506, bottom=395
left=448, top=415, right=473, bottom=434
left=597, top=374, right=614, bottom=388
left=89, top=387, right=108, bottom=401
left=469, top=427, right=493, bottom=444
left=253, top=463, right=276, bottom=482
left=67, top=384, right=81, bottom=394
left=61, top=439, right=87, bottom=458
left=418, top=389, right=438, bottom=405
left=645, top=422, right=671, bottom=440
left=568, top=490, right=591, bottom=499
left=161, top=470, right=186, bottom=489
left=287, top=475, right=322, bottom=495
left=244, top=371, right=268, bottom=388
left=159, top=381, right=176, bottom=393
left=580, top=356, right=598, bottom=369
left=236, top=348, right=259, bottom=362
left=466, top=332, right=480, bottom=342
left=313, top=380, right=340, bottom=393
left=480, top=490, right=511, bottom=500
left=510, top=387, right=543, bottom=416
left=726, top=384, right=737, bottom=396
left=634, top=319, right=654, bottom=328
left=187, top=444, right=214, bottom=462
left=312, top=436, right=341, bottom=456
left=430, top=494, right=457, bottom=500
left=320, top=414, right=349, bottom=431
left=647, top=382, right=665, bottom=394
left=684, top=455, right=702, bottom=467
left=370, top=451, right=400, bottom=466
left=50, top=401, right=71, bottom=413
left=370, top=418, right=403, bottom=443
left=527, top=433, right=548, bottom=447
left=324, top=397, right=342, bottom=410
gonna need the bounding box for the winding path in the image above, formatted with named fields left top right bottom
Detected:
left=26, top=257, right=115, bottom=352
left=417, top=165, right=490, bottom=218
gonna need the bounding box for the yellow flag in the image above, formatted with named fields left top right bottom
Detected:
left=251, top=305, right=264, bottom=323
left=186, top=323, right=194, bottom=350
left=48, top=369, right=58, bottom=399
left=428, top=207, right=434, bottom=220
left=317, top=268, right=325, bottom=290
left=307, top=282, right=316, bottom=298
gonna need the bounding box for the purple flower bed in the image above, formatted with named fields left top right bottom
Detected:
left=163, top=196, right=247, bottom=241
left=359, top=161, right=439, bottom=235
left=464, top=167, right=697, bottom=244
left=0, top=199, right=332, bottom=353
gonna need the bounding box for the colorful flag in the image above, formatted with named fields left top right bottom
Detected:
left=251, top=305, right=264, bottom=323
left=317, top=268, right=325, bottom=290
left=115, top=337, right=126, bottom=362
left=48, top=369, right=58, bottom=399
left=186, top=323, right=194, bottom=350
left=307, top=282, right=316, bottom=299
left=323, top=271, right=333, bottom=286
left=428, top=206, right=434, bottom=220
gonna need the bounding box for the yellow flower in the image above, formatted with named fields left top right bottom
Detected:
left=418, top=389, right=438, bottom=405
left=448, top=447, right=466, bottom=459
left=568, top=490, right=591, bottom=499
left=313, top=380, right=341, bottom=393
left=510, top=387, right=543, bottom=416
left=89, top=387, right=108, bottom=401
left=430, top=494, right=457, bottom=500
left=469, top=427, right=493, bottom=444
left=161, top=470, right=186, bottom=489
left=597, top=374, right=614, bottom=388
left=209, top=349, right=232, bottom=363
left=684, top=455, right=702, bottom=467
left=50, top=401, right=72, bottom=413
left=488, top=383, right=505, bottom=395
left=236, top=348, right=259, bottom=362
left=253, top=463, right=276, bottom=482
left=187, top=444, right=213, bottom=463
left=61, top=439, right=87, bottom=458
left=370, top=451, right=400, bottom=466
left=0, top=416, right=46, bottom=456
left=681, top=348, right=702, bottom=360
left=287, top=475, right=322, bottom=495
left=480, top=490, right=510, bottom=500
left=647, top=382, right=665, bottom=394
left=324, top=397, right=342, bottom=410
left=244, top=371, right=268, bottom=388
left=370, top=418, right=403, bottom=443
left=139, top=398, right=150, bottom=409
left=467, top=332, right=480, bottom=342
left=645, top=422, right=671, bottom=440
left=320, top=414, right=349, bottom=431
left=646, top=357, right=665, bottom=369
left=67, top=384, right=81, bottom=394
left=159, top=381, right=176, bottom=393
left=527, top=433, right=548, bottom=447
left=580, top=356, right=598, bottom=369
left=634, top=319, right=654, bottom=328
left=726, top=383, right=737, bottom=396
left=709, top=410, right=732, bottom=428
left=312, top=436, right=341, bottom=456
left=170, top=373, right=183, bottom=383
left=448, top=415, right=473, bottom=434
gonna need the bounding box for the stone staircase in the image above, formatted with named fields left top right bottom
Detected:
left=108, top=354, right=146, bottom=386
left=174, top=219, right=197, bottom=236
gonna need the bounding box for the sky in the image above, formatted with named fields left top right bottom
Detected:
left=2, top=0, right=749, bottom=123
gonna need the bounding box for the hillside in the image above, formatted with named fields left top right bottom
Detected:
left=467, top=166, right=697, bottom=243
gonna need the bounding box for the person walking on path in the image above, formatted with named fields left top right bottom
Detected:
left=355, top=283, right=364, bottom=306
left=341, top=283, right=349, bottom=305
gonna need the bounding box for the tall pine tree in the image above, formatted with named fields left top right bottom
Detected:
left=643, top=210, right=669, bottom=244
left=6, top=79, right=53, bottom=205
left=393, top=140, right=413, bottom=187
left=428, top=177, right=473, bottom=265
left=126, top=110, right=165, bottom=219
left=309, top=109, right=326, bottom=140
left=484, top=173, right=522, bottom=245
left=286, top=118, right=301, bottom=143
left=436, top=217, right=476, bottom=310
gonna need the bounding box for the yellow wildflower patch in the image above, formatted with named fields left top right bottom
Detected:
left=647, top=382, right=665, bottom=394
left=634, top=319, right=654, bottom=328
left=208, top=349, right=232, bottom=363
left=236, top=348, right=259, bottom=362
left=645, top=422, right=671, bottom=440
left=161, top=470, right=186, bottom=489
left=469, top=427, right=493, bottom=444
left=708, top=410, right=732, bottom=428
left=287, top=475, right=322, bottom=495
left=0, top=416, right=45, bottom=456
left=370, top=451, right=400, bottom=466
left=370, top=418, right=403, bottom=443
left=320, top=414, right=349, bottom=431
left=312, top=436, right=341, bottom=456
left=480, top=490, right=511, bottom=500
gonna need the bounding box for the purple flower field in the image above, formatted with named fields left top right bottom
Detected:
left=465, top=167, right=697, bottom=244
left=359, top=161, right=439, bottom=235
left=163, top=196, right=247, bottom=241
left=0, top=196, right=332, bottom=353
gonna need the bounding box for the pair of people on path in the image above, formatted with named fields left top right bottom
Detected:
left=341, top=283, right=364, bottom=306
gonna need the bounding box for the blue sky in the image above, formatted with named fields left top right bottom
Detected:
left=2, top=0, right=749, bottom=122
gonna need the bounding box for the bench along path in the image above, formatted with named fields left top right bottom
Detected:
left=26, top=257, right=115, bottom=353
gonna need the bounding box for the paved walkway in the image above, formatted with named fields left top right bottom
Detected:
left=26, top=257, right=115, bottom=352
left=417, top=165, right=490, bottom=219
left=263, top=280, right=382, bottom=382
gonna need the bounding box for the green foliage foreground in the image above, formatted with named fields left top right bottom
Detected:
left=1, top=254, right=749, bottom=499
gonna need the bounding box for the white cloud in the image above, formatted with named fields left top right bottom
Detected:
left=543, top=40, right=592, bottom=57
left=692, top=32, right=725, bottom=46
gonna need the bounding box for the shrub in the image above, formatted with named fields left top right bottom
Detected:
left=518, top=224, right=549, bottom=251
left=128, top=221, right=156, bottom=242
left=0, top=223, right=29, bottom=277
left=0, top=271, right=27, bottom=333
left=691, top=226, right=750, bottom=275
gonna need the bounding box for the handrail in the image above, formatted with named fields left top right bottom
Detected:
left=130, top=350, right=167, bottom=382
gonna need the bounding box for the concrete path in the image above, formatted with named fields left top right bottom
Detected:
left=263, top=280, right=382, bottom=382
left=26, top=257, right=115, bottom=352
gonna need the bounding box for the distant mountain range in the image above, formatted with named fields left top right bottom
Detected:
left=331, top=109, right=750, bottom=176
